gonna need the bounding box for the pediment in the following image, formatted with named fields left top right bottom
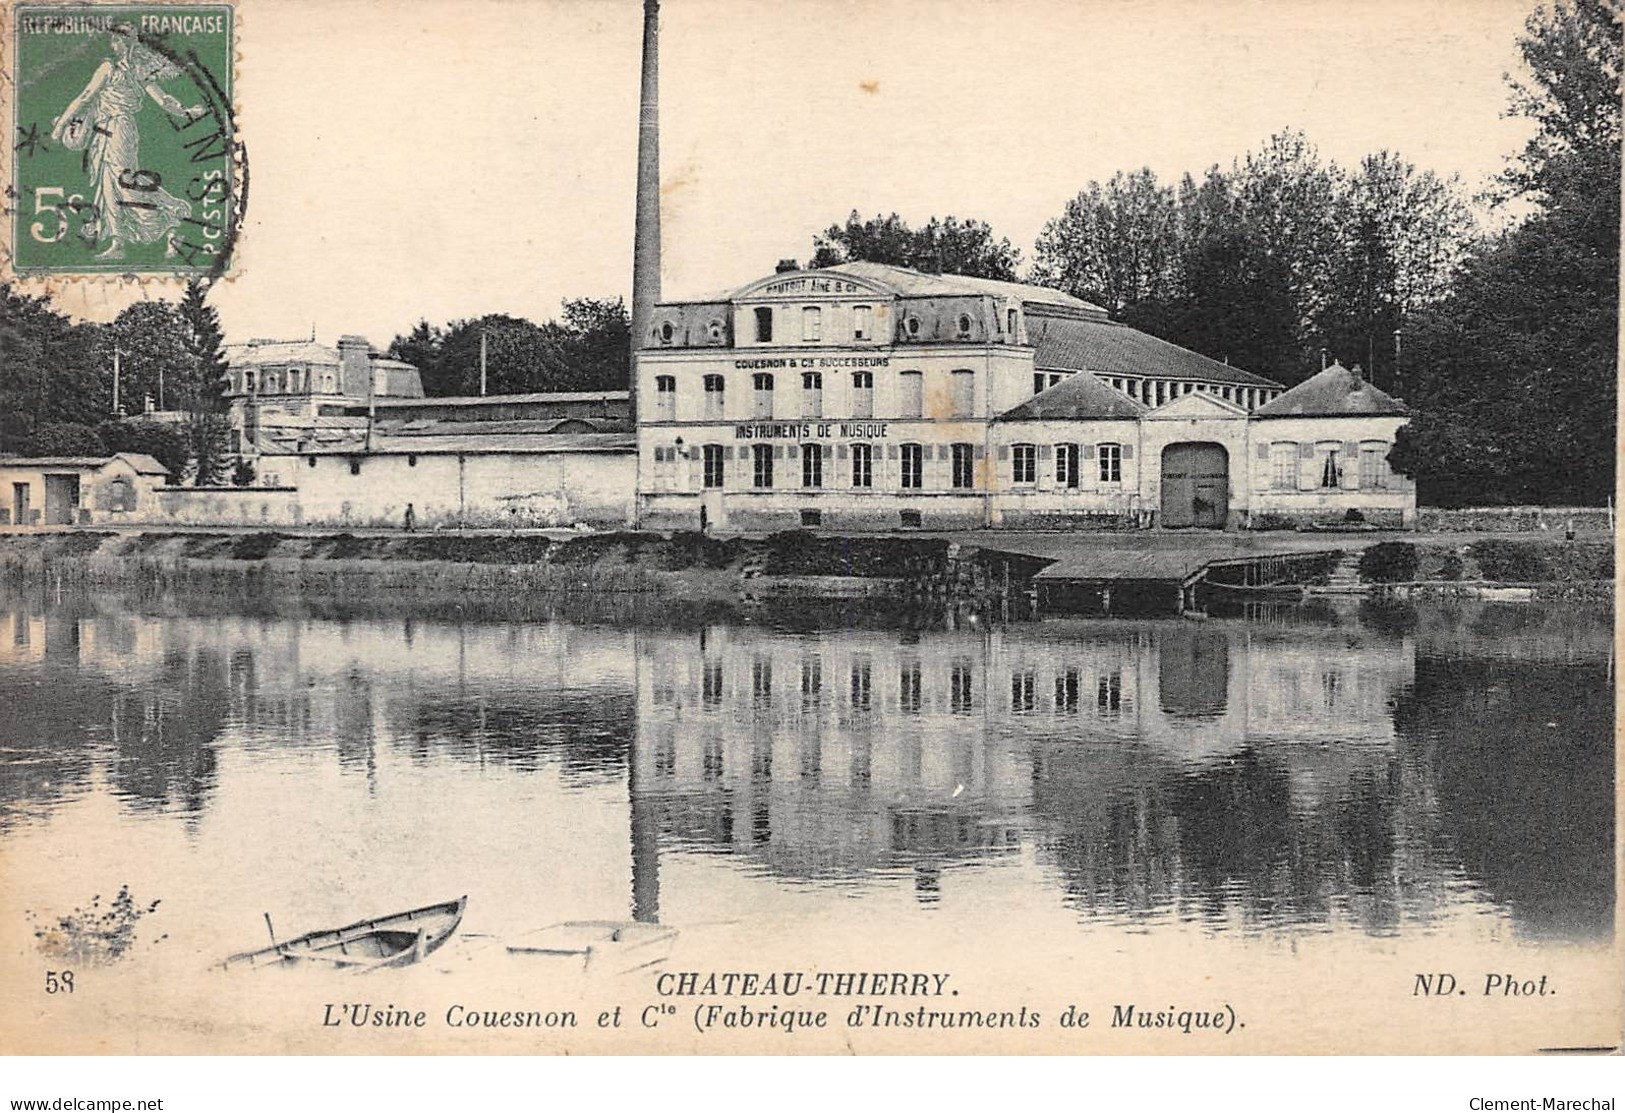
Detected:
left=1146, top=392, right=1248, bottom=419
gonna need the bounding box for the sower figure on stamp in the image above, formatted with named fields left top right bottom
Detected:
left=51, top=25, right=201, bottom=261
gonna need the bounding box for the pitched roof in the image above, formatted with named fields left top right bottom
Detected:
left=1253, top=362, right=1409, bottom=418
left=821, top=262, right=1108, bottom=317
left=369, top=391, right=629, bottom=409
left=1027, top=314, right=1281, bottom=389
left=0, top=455, right=109, bottom=469
left=0, top=453, right=169, bottom=475
left=995, top=371, right=1148, bottom=422
left=115, top=453, right=170, bottom=475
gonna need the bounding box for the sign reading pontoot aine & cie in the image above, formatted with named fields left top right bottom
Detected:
left=9, top=4, right=242, bottom=276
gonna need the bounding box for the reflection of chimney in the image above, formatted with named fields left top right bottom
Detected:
left=630, top=0, right=661, bottom=416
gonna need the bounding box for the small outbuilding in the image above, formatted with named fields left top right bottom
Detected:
left=0, top=453, right=171, bottom=526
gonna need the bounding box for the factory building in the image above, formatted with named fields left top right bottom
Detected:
left=634, top=261, right=1414, bottom=531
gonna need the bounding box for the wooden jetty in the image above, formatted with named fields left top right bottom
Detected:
left=1033, top=546, right=1347, bottom=616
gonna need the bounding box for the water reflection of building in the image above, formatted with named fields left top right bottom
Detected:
left=632, top=626, right=1032, bottom=896
left=629, top=619, right=1422, bottom=914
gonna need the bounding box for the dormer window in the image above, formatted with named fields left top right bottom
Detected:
left=1006, top=308, right=1018, bottom=337
left=706, top=318, right=725, bottom=344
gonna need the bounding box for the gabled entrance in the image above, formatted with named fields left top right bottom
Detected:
left=1160, top=443, right=1228, bottom=529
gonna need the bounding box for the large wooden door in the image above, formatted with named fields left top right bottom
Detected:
left=43, top=474, right=79, bottom=526
left=1160, top=443, right=1229, bottom=529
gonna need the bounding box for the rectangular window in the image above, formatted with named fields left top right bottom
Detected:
left=1359, top=445, right=1387, bottom=489
left=850, top=443, right=873, bottom=488
left=801, top=371, right=822, bottom=418
left=900, top=443, right=923, bottom=489
left=802, top=306, right=821, bottom=342
left=853, top=305, right=871, bottom=341
left=654, top=374, right=676, bottom=420
left=851, top=371, right=873, bottom=419
left=850, top=662, right=872, bottom=712
left=1098, top=443, right=1122, bottom=484
left=1055, top=443, right=1079, bottom=488
left=1056, top=670, right=1080, bottom=714
left=1011, top=672, right=1036, bottom=714
left=951, top=443, right=975, bottom=489
left=950, top=661, right=974, bottom=714
left=752, top=443, right=774, bottom=488
left=1270, top=442, right=1298, bottom=490
left=702, top=444, right=725, bottom=489
left=754, top=306, right=773, bottom=343
left=1097, top=673, right=1122, bottom=717
left=753, top=372, right=774, bottom=418
left=1006, top=308, right=1018, bottom=337
left=1011, top=444, right=1037, bottom=485
left=803, top=444, right=823, bottom=488
left=899, top=371, right=923, bottom=418
left=899, top=663, right=922, bottom=714
left=951, top=370, right=975, bottom=416
left=703, top=374, right=725, bottom=419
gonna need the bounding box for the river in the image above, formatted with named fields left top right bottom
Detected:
left=0, top=589, right=1613, bottom=1052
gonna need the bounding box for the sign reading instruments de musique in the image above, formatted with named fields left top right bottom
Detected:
left=735, top=422, right=889, bottom=441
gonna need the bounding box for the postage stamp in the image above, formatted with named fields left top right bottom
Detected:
left=7, top=3, right=242, bottom=278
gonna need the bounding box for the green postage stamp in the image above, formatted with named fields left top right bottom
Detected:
left=8, top=3, right=242, bottom=276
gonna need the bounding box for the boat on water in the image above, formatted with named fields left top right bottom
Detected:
left=223, top=896, right=467, bottom=972
left=506, top=920, right=677, bottom=975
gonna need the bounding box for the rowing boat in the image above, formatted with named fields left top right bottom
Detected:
left=223, top=896, right=467, bottom=972
left=506, top=920, right=677, bottom=975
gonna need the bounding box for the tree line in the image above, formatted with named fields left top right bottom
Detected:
left=4, top=2, right=1611, bottom=506
left=808, top=2, right=1618, bottom=505
left=1, top=280, right=234, bottom=484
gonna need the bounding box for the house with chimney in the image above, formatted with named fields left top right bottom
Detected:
left=634, top=261, right=1415, bottom=531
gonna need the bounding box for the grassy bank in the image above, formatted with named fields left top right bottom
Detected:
left=0, top=530, right=1000, bottom=621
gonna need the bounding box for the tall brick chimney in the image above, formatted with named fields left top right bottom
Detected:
left=630, top=0, right=661, bottom=419
left=337, top=335, right=372, bottom=398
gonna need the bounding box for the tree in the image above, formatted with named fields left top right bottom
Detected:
left=1029, top=131, right=1473, bottom=387
left=178, top=280, right=230, bottom=413
left=0, top=284, right=105, bottom=451
left=810, top=211, right=1022, bottom=280
left=98, top=419, right=189, bottom=477
left=28, top=422, right=105, bottom=456
left=386, top=298, right=631, bottom=397
left=1392, top=0, right=1619, bottom=506
left=1031, top=170, right=1182, bottom=315
left=95, top=301, right=193, bottom=416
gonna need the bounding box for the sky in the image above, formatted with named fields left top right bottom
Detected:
left=28, top=0, right=1540, bottom=348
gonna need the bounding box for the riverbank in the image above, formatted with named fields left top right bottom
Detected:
left=0, top=529, right=1610, bottom=618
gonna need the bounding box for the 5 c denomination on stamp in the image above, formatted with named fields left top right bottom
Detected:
left=9, top=3, right=244, bottom=278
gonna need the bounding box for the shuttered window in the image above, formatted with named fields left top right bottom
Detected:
left=1270, top=442, right=1297, bottom=489
left=752, top=444, right=773, bottom=488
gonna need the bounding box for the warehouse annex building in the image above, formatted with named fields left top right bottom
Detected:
left=634, top=261, right=1415, bottom=532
